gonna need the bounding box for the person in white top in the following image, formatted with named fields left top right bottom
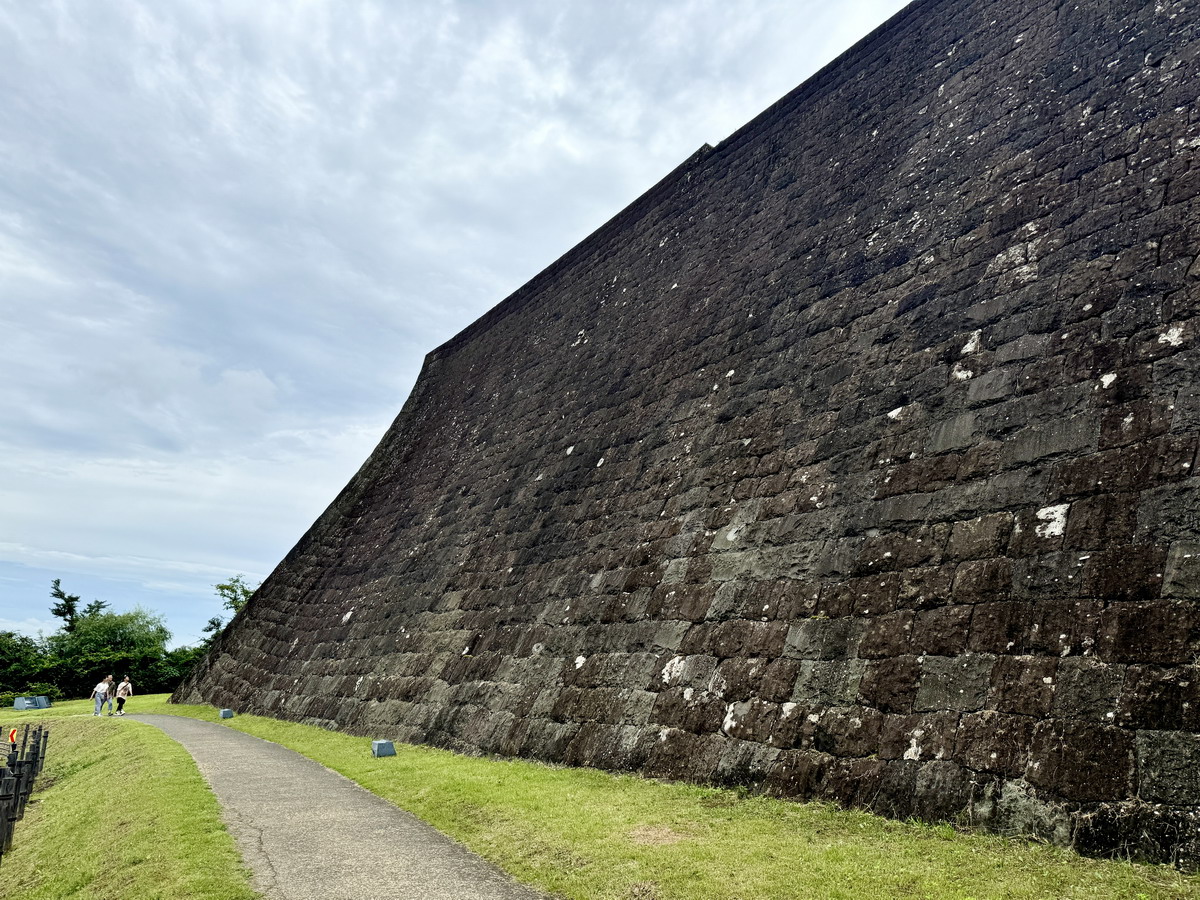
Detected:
left=114, top=676, right=133, bottom=716
left=90, top=676, right=111, bottom=717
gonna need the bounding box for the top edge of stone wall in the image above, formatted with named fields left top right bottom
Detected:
left=427, top=0, right=938, bottom=362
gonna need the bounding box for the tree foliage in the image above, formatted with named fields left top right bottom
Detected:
left=0, top=631, right=46, bottom=692
left=215, top=574, right=256, bottom=617
left=49, top=578, right=81, bottom=633
left=204, top=574, right=259, bottom=643
left=3, top=576, right=257, bottom=703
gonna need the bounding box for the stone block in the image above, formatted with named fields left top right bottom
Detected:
left=967, top=601, right=1032, bottom=654
left=809, top=706, right=884, bottom=758
left=1096, top=600, right=1200, bottom=665
left=911, top=760, right=972, bottom=823
left=857, top=610, right=914, bottom=658
left=791, top=659, right=866, bottom=706
left=928, top=412, right=979, bottom=453
left=1025, top=598, right=1103, bottom=657
left=955, top=710, right=1035, bottom=776
left=1081, top=545, right=1167, bottom=601
left=763, top=749, right=833, bottom=800
left=651, top=688, right=725, bottom=734
left=720, top=699, right=780, bottom=744
left=713, top=738, right=780, bottom=789
left=1051, top=658, right=1124, bottom=723
left=371, top=739, right=396, bottom=757
left=952, top=558, right=1012, bottom=602
left=1137, top=731, right=1200, bottom=805
left=858, top=656, right=921, bottom=714
left=966, top=367, right=1015, bottom=406
left=784, top=617, right=862, bottom=661
left=914, top=654, right=994, bottom=713
left=1163, top=540, right=1200, bottom=600
left=912, top=606, right=972, bottom=657
left=987, top=655, right=1057, bottom=717
left=1099, top=400, right=1173, bottom=449
left=1063, top=493, right=1137, bottom=549
left=1000, top=415, right=1096, bottom=467
left=1115, top=665, right=1200, bottom=731
left=1026, top=721, right=1135, bottom=802
left=897, top=565, right=955, bottom=610
left=877, top=711, right=958, bottom=762
left=946, top=513, right=1014, bottom=562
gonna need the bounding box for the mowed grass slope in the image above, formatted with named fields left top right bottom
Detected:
left=0, top=709, right=256, bottom=900
left=7, top=696, right=1199, bottom=899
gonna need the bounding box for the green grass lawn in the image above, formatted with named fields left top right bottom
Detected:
left=0, top=706, right=256, bottom=900
left=6, top=696, right=1199, bottom=899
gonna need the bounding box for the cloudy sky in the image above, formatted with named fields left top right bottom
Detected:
left=0, top=0, right=909, bottom=647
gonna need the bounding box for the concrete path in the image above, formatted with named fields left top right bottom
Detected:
left=130, top=714, right=546, bottom=900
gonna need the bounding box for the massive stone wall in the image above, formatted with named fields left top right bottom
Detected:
left=177, top=0, right=1200, bottom=866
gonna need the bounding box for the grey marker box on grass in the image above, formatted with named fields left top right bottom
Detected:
left=371, top=740, right=395, bottom=757
left=220, top=709, right=235, bottom=719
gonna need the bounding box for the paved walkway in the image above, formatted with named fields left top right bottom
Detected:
left=131, top=715, right=545, bottom=900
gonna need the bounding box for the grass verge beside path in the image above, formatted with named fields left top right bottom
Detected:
left=10, top=696, right=1200, bottom=899
left=0, top=709, right=257, bottom=900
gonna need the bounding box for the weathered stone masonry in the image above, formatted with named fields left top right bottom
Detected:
left=178, top=0, right=1200, bottom=866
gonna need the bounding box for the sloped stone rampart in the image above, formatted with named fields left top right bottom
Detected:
left=177, top=0, right=1200, bottom=867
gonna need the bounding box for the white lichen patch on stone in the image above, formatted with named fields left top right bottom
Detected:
left=596, top=457, right=605, bottom=467
left=683, top=687, right=694, bottom=701
left=1159, top=325, right=1184, bottom=346
left=1013, top=263, right=1039, bottom=283
left=726, top=370, right=735, bottom=378
left=661, top=655, right=685, bottom=684
left=1100, top=373, right=1118, bottom=389
left=952, top=363, right=974, bottom=381
left=722, top=706, right=738, bottom=734
left=566, top=445, right=575, bottom=455
left=781, top=702, right=797, bottom=717
left=342, top=608, right=355, bottom=624
left=888, top=407, right=904, bottom=420
left=904, top=729, right=926, bottom=760
left=1036, top=504, right=1069, bottom=537
left=962, top=330, right=982, bottom=354
left=574, top=655, right=587, bottom=669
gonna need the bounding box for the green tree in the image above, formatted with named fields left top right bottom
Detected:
left=214, top=574, right=257, bottom=617
left=204, top=575, right=259, bottom=642
left=44, top=607, right=173, bottom=697
left=49, top=578, right=81, bottom=633
left=82, top=599, right=110, bottom=618
left=0, top=631, right=48, bottom=693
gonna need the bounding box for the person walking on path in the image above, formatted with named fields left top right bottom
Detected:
left=104, top=674, right=115, bottom=715
left=90, top=676, right=111, bottom=716
left=114, top=676, right=133, bottom=715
